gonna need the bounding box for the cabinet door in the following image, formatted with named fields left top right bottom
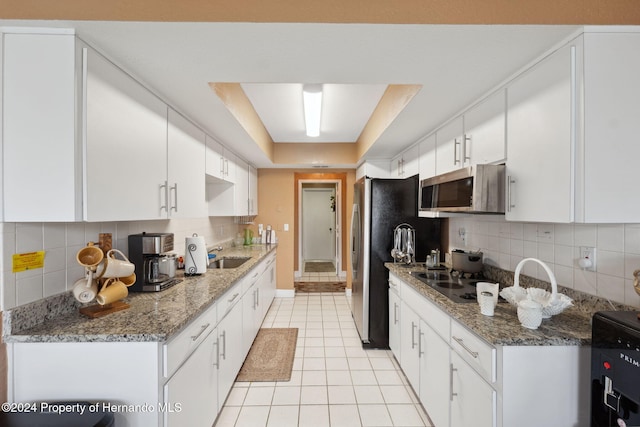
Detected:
left=399, top=301, right=421, bottom=392
left=506, top=44, right=574, bottom=223
left=167, top=109, right=207, bottom=218
left=84, top=47, right=168, bottom=221
left=436, top=116, right=464, bottom=174
left=391, top=153, right=403, bottom=177
left=205, top=135, right=225, bottom=180
left=463, top=89, right=506, bottom=166
left=217, top=299, right=244, bottom=409
left=3, top=33, right=80, bottom=222
left=450, top=351, right=496, bottom=427
left=419, top=321, right=450, bottom=427
left=234, top=157, right=249, bottom=216
left=419, top=134, right=436, bottom=181
left=388, top=288, right=401, bottom=360
left=164, top=329, right=219, bottom=427
left=402, top=145, right=420, bottom=178
left=248, top=164, right=259, bottom=216
left=222, top=149, right=236, bottom=184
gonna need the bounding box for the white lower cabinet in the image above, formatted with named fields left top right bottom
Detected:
left=164, top=327, right=218, bottom=427
left=8, top=251, right=277, bottom=427
left=399, top=301, right=421, bottom=392
left=393, top=275, right=588, bottom=427
left=419, top=321, right=450, bottom=427
left=450, top=351, right=496, bottom=427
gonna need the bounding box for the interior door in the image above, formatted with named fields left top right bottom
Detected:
left=302, top=188, right=336, bottom=262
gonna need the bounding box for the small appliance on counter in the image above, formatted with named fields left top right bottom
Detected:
left=184, top=233, right=208, bottom=275
left=591, top=311, right=640, bottom=427
left=128, top=232, right=182, bottom=292
left=451, top=249, right=484, bottom=277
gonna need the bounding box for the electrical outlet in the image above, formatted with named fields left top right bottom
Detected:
left=579, top=246, right=597, bottom=271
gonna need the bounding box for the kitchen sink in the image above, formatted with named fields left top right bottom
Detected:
left=209, top=257, right=251, bottom=269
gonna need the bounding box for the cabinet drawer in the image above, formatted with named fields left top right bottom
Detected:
left=388, top=273, right=401, bottom=297
left=401, top=280, right=450, bottom=340
left=242, top=265, right=263, bottom=295
left=450, top=320, right=496, bottom=383
left=164, top=302, right=217, bottom=378
left=218, top=282, right=242, bottom=322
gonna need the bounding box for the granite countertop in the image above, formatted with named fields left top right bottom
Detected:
left=5, top=244, right=277, bottom=344
left=386, top=262, right=613, bottom=347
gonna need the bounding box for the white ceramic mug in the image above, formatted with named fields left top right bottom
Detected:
left=96, top=278, right=128, bottom=305
left=477, top=282, right=499, bottom=307
left=95, top=249, right=135, bottom=279
left=478, top=291, right=495, bottom=316
left=72, top=272, right=98, bottom=303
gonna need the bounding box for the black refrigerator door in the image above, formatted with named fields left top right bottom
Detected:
left=366, top=175, right=441, bottom=348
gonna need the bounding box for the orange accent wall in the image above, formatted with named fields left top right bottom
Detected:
left=1, top=0, right=640, bottom=24
left=251, top=169, right=355, bottom=290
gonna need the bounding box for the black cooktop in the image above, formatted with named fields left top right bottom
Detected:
left=408, top=268, right=504, bottom=304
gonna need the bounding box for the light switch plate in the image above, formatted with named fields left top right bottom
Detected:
left=579, top=246, right=597, bottom=271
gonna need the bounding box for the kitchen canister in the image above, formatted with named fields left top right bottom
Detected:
left=184, top=234, right=208, bottom=275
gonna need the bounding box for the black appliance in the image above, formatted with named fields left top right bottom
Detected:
left=128, top=232, right=181, bottom=292
left=350, top=175, right=441, bottom=348
left=591, top=311, right=640, bottom=427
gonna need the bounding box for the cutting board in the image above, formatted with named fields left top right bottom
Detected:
left=79, top=301, right=130, bottom=318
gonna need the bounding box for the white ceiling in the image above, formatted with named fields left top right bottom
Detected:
left=1, top=21, right=581, bottom=168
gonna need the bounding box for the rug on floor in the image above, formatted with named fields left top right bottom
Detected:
left=236, top=328, right=298, bottom=382
left=294, top=282, right=346, bottom=293
left=304, top=261, right=335, bottom=273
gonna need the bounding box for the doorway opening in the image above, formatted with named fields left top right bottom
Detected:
left=295, top=176, right=346, bottom=290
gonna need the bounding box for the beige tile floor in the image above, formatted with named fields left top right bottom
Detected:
left=214, top=293, right=433, bottom=427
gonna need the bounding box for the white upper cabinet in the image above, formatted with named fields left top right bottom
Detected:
left=233, top=157, right=249, bottom=215
left=463, top=89, right=506, bottom=166
left=392, top=144, right=420, bottom=178
left=84, top=45, right=169, bottom=221
left=167, top=109, right=207, bottom=219
left=2, top=32, right=81, bottom=222
left=507, top=30, right=640, bottom=223
left=248, top=164, right=258, bottom=216
left=435, top=116, right=464, bottom=175
left=205, top=136, right=235, bottom=184
left=418, top=133, right=437, bottom=181
left=505, top=42, right=574, bottom=223
left=435, top=90, right=506, bottom=176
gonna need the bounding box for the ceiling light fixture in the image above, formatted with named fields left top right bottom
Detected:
left=303, top=84, right=323, bottom=137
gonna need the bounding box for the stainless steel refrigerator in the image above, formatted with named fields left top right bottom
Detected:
left=350, top=175, right=441, bottom=348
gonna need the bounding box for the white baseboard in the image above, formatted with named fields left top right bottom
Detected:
left=345, top=288, right=352, bottom=297
left=276, top=289, right=296, bottom=298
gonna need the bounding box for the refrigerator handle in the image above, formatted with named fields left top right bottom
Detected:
left=350, top=203, right=360, bottom=277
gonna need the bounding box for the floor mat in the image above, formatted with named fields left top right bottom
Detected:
left=304, top=261, right=335, bottom=273
left=294, top=282, right=346, bottom=293
left=236, top=328, right=298, bottom=382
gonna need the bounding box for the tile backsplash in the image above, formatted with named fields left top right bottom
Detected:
left=447, top=216, right=640, bottom=308
left=0, top=217, right=241, bottom=310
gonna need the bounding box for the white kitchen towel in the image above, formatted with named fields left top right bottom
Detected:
left=185, top=234, right=208, bottom=275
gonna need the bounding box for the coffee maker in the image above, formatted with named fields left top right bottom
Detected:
left=591, top=311, right=640, bottom=427
left=128, top=232, right=181, bottom=292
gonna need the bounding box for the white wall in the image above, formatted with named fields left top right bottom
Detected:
left=0, top=217, right=240, bottom=310
left=447, top=216, right=640, bottom=308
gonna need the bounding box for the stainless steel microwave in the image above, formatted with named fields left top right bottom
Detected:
left=419, top=164, right=505, bottom=213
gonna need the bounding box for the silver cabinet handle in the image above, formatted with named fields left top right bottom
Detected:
left=252, top=289, right=257, bottom=310
left=224, top=159, right=229, bottom=176
left=452, top=336, right=479, bottom=358
left=419, top=330, right=424, bottom=357
left=393, top=303, right=398, bottom=325
left=454, top=138, right=461, bottom=165
left=220, top=156, right=225, bottom=177
left=256, top=287, right=260, bottom=307
left=190, top=323, right=210, bottom=341
left=450, top=364, right=458, bottom=401
left=159, top=181, right=168, bottom=212
left=507, top=175, right=516, bottom=211
left=212, top=337, right=220, bottom=368
left=228, top=292, right=239, bottom=304
left=463, top=135, right=471, bottom=162
left=221, top=330, right=227, bottom=360
left=170, top=183, right=178, bottom=213
left=411, top=321, right=417, bottom=349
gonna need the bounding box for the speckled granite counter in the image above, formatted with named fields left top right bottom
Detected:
left=387, top=262, right=633, bottom=347
left=4, top=244, right=277, bottom=344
